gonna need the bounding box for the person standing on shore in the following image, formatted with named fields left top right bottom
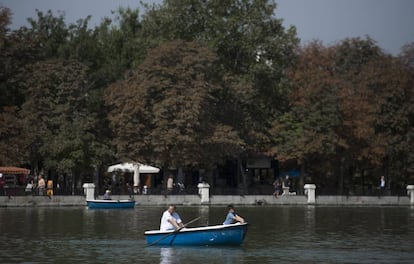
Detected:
left=47, top=179, right=53, bottom=197
left=282, top=175, right=291, bottom=195
left=273, top=178, right=281, bottom=198
left=379, top=175, right=386, bottom=195
left=37, top=175, right=45, bottom=196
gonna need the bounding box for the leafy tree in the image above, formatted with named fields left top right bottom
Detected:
left=399, top=42, right=414, bottom=69
left=269, top=42, right=342, bottom=192
left=105, top=40, right=244, bottom=170
left=0, top=5, right=10, bottom=43
left=270, top=38, right=390, bottom=194
left=0, top=106, right=27, bottom=165
left=93, top=7, right=149, bottom=85
left=0, top=7, right=43, bottom=108
left=366, top=54, right=414, bottom=188
left=25, top=10, right=70, bottom=59
left=140, top=0, right=299, bottom=154
left=20, top=60, right=111, bottom=176
left=0, top=6, right=39, bottom=165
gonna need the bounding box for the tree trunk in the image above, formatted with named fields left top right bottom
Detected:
left=339, top=157, right=345, bottom=195
left=299, top=160, right=305, bottom=195
left=71, top=172, right=75, bottom=195
left=237, top=157, right=247, bottom=195
left=94, top=165, right=100, bottom=197
left=162, top=163, right=169, bottom=194
left=361, top=168, right=365, bottom=195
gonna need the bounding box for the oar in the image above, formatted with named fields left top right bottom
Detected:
left=147, top=216, right=201, bottom=247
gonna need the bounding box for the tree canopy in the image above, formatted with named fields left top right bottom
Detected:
left=0, top=1, right=413, bottom=194
left=106, top=40, right=245, bottom=169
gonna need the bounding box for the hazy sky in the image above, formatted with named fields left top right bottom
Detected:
left=2, top=0, right=414, bottom=55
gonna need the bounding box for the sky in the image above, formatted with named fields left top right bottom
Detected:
left=2, top=0, right=414, bottom=55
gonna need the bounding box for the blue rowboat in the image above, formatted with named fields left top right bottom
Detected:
left=144, top=222, right=248, bottom=246
left=86, top=199, right=135, bottom=209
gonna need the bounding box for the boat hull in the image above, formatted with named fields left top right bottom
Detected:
left=86, top=200, right=135, bottom=209
left=145, top=223, right=248, bottom=246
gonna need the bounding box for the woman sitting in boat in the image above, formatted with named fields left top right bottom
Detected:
left=160, top=205, right=184, bottom=231
left=223, top=204, right=245, bottom=225
left=103, top=190, right=111, bottom=200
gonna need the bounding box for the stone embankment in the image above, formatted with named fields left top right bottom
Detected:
left=0, top=194, right=411, bottom=207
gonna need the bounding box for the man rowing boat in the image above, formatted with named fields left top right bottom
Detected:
left=160, top=205, right=184, bottom=231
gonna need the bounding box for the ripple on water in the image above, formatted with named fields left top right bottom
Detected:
left=1, top=206, right=413, bottom=263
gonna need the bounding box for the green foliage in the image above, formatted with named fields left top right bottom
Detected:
left=370, top=54, right=414, bottom=183
left=21, top=60, right=111, bottom=174
left=26, top=10, right=70, bottom=59
left=271, top=38, right=414, bottom=191
left=140, top=0, right=299, bottom=154
left=269, top=41, right=342, bottom=185
left=94, top=7, right=146, bottom=82
left=1, top=0, right=413, bottom=192
left=106, top=40, right=244, bottom=168
left=0, top=106, right=27, bottom=165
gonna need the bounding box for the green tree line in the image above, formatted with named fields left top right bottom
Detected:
left=0, top=0, right=413, bottom=194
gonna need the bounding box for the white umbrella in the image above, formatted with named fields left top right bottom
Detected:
left=138, top=164, right=161, bottom=173
left=108, top=162, right=160, bottom=194
left=107, top=162, right=160, bottom=173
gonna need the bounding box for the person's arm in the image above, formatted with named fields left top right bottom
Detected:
left=175, top=213, right=184, bottom=227
left=168, top=213, right=184, bottom=229
left=168, top=217, right=183, bottom=229
left=233, top=213, right=245, bottom=223
left=168, top=218, right=178, bottom=228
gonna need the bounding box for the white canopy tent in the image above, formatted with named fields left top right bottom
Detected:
left=107, top=162, right=160, bottom=190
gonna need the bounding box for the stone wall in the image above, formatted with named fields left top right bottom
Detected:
left=0, top=194, right=411, bottom=207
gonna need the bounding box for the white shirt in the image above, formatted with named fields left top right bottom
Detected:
left=160, top=210, right=182, bottom=231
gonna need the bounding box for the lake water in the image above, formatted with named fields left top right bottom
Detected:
left=1, top=205, right=413, bottom=263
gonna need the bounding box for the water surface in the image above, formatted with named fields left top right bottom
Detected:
left=1, top=205, right=413, bottom=263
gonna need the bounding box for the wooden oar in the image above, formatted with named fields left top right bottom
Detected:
left=147, top=216, right=201, bottom=247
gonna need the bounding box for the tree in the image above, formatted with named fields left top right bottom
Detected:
left=140, top=0, right=299, bottom=154
left=270, top=38, right=389, bottom=194
left=367, top=54, right=414, bottom=188
left=93, top=7, right=149, bottom=85
left=0, top=5, right=10, bottom=43
left=25, top=10, right=70, bottom=59
left=0, top=6, right=39, bottom=165
left=269, top=42, right=342, bottom=192
left=105, top=40, right=244, bottom=170
left=20, top=60, right=110, bottom=177
left=399, top=42, right=414, bottom=69
left=0, top=7, right=43, bottom=108
left=0, top=106, right=27, bottom=165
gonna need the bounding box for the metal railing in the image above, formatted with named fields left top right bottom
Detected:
left=0, top=185, right=408, bottom=197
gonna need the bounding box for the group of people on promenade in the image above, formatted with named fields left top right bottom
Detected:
left=160, top=204, right=245, bottom=231
left=272, top=175, right=291, bottom=198
left=25, top=175, right=54, bottom=197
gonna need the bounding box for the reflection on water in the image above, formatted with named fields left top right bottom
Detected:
left=160, top=247, right=173, bottom=264
left=198, top=205, right=210, bottom=226
left=154, top=246, right=245, bottom=264
left=0, top=206, right=413, bottom=263
left=304, top=205, right=315, bottom=228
